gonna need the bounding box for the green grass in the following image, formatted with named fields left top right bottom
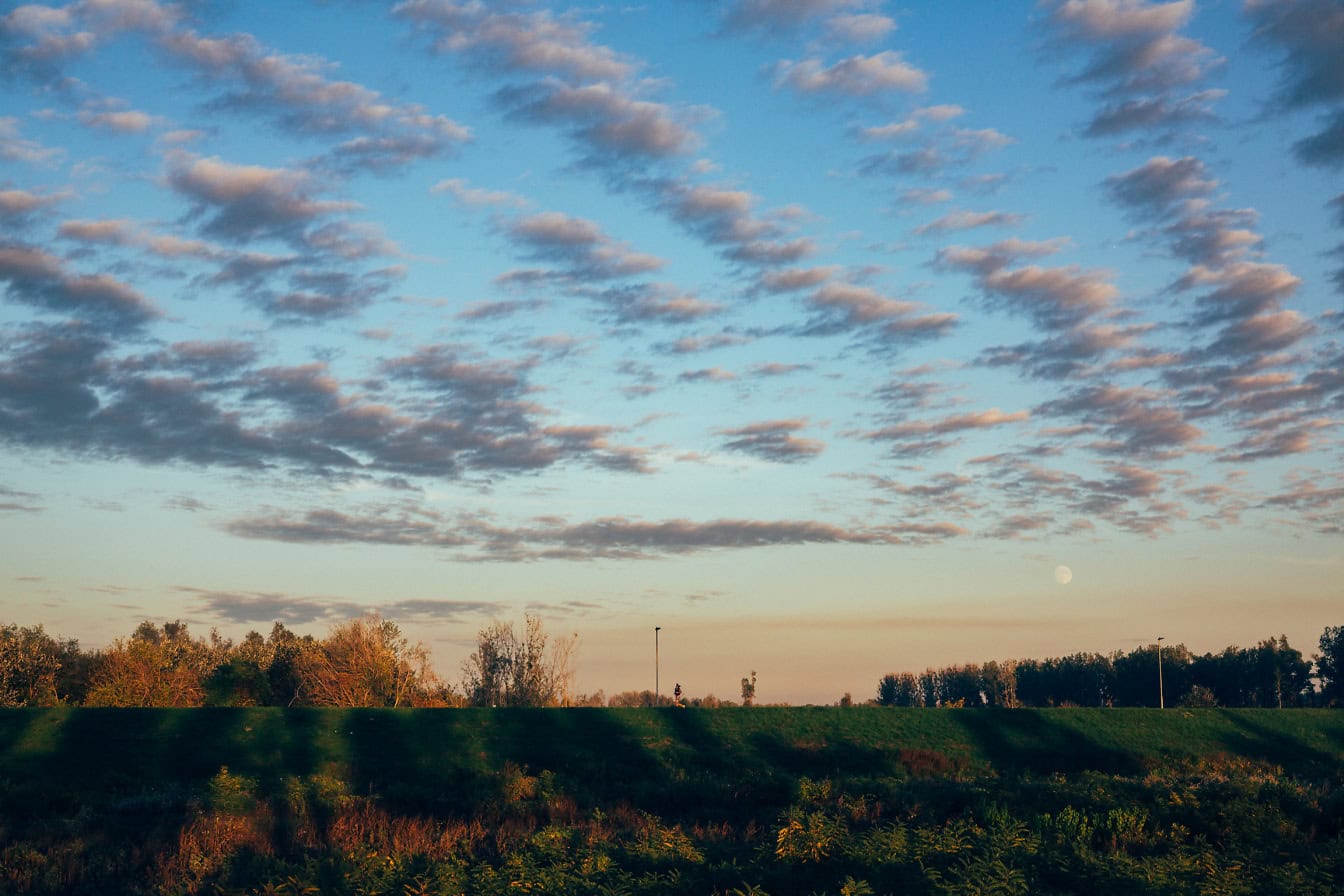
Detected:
left=1, top=708, right=1342, bottom=895
left=2, top=707, right=1342, bottom=818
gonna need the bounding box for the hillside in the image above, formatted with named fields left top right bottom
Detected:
left=2, top=708, right=1342, bottom=894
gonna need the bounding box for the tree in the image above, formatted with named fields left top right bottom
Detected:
left=1251, top=636, right=1312, bottom=708
left=0, top=624, right=69, bottom=706
left=1317, top=625, right=1344, bottom=706
left=740, top=670, right=757, bottom=706
left=85, top=620, right=216, bottom=707
left=461, top=614, right=578, bottom=707
left=1112, top=643, right=1192, bottom=707
left=607, top=689, right=672, bottom=707
left=981, top=660, right=1018, bottom=707
left=1190, top=636, right=1313, bottom=707
left=295, top=614, right=436, bottom=707
left=877, top=672, right=922, bottom=707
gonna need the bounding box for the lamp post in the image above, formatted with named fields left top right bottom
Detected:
left=1157, top=636, right=1165, bottom=710
left=655, top=626, right=661, bottom=702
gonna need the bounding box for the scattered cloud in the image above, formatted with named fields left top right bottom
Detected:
left=914, top=209, right=1025, bottom=235
left=772, top=51, right=928, bottom=97
left=507, top=210, right=664, bottom=280
left=224, top=503, right=947, bottom=560
left=1245, top=0, right=1344, bottom=168
left=0, top=243, right=161, bottom=329
left=1041, top=0, right=1223, bottom=138
left=164, top=152, right=356, bottom=244
left=717, top=419, right=825, bottom=462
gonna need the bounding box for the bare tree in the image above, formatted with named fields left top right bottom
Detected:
left=740, top=670, right=757, bottom=707
left=461, top=614, right=577, bottom=706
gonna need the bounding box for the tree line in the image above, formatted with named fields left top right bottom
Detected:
left=0, top=614, right=585, bottom=708
left=4, top=615, right=1340, bottom=708
left=876, top=626, right=1344, bottom=708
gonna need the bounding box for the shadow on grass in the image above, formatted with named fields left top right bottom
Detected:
left=953, top=709, right=1142, bottom=775
left=1214, top=709, right=1340, bottom=773
left=334, top=708, right=676, bottom=819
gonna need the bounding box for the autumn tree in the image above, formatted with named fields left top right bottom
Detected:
left=0, top=623, right=70, bottom=706
left=294, top=615, right=436, bottom=707
left=85, top=620, right=220, bottom=707
left=461, top=614, right=578, bottom=707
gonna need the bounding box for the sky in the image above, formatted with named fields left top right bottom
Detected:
left=1, top=0, right=1341, bottom=705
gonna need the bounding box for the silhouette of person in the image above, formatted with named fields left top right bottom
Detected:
left=673, top=682, right=683, bottom=707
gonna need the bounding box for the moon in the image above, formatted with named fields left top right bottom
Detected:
left=1054, top=565, right=1073, bottom=585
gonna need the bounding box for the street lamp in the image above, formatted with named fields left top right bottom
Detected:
left=655, top=626, right=661, bottom=702
left=1157, top=636, right=1165, bottom=710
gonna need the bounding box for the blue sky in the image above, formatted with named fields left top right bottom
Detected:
left=1, top=0, right=1341, bottom=704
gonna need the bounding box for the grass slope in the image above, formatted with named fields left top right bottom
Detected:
left=1, top=708, right=1342, bottom=894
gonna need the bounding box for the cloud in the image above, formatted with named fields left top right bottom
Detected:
left=58, top=217, right=223, bottom=261
left=0, top=321, right=653, bottom=482
left=1262, top=470, right=1344, bottom=533
left=2, top=4, right=469, bottom=172
left=720, top=0, right=871, bottom=35
left=772, top=51, right=928, bottom=97
left=861, top=408, right=1030, bottom=459
left=717, top=419, right=825, bottom=462
left=655, top=179, right=815, bottom=268
left=656, top=332, right=751, bottom=354
left=0, top=117, right=62, bottom=164
left=1044, top=0, right=1216, bottom=90
left=431, top=177, right=528, bottom=208
left=800, top=282, right=958, bottom=345
left=825, top=13, right=897, bottom=44
left=0, top=484, right=42, bottom=514
left=936, top=243, right=1117, bottom=330
left=856, top=119, right=920, bottom=141
left=1041, top=0, right=1223, bottom=138
left=497, top=79, right=701, bottom=160
left=868, top=408, right=1030, bottom=439
left=165, top=152, right=356, bottom=244
left=899, top=187, right=953, bottom=205
left=456, top=298, right=548, bottom=321
left=1082, top=89, right=1224, bottom=136
left=750, top=361, right=811, bottom=377
left=756, top=266, right=840, bottom=293
left=1035, top=384, right=1204, bottom=459
left=980, top=321, right=1151, bottom=380
left=1104, top=155, right=1217, bottom=216
left=0, top=187, right=65, bottom=224
left=159, top=25, right=471, bottom=171
left=678, top=366, right=737, bottom=383
left=591, top=283, right=724, bottom=324
left=1174, top=260, right=1301, bottom=328
left=1218, top=414, right=1333, bottom=463
left=225, top=504, right=940, bottom=560
left=1245, top=0, right=1344, bottom=168
left=76, top=102, right=154, bottom=133
left=859, top=123, right=1013, bottom=178
left=507, top=211, right=664, bottom=279
left=396, top=2, right=701, bottom=165
left=192, top=588, right=497, bottom=625
left=914, top=209, right=1025, bottom=235
left=395, top=1, right=636, bottom=82
left=0, top=242, right=161, bottom=329
left=965, top=454, right=1187, bottom=538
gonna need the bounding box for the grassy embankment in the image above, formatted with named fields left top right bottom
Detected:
left=2, top=708, right=1342, bottom=894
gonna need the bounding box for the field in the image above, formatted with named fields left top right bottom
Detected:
left=2, top=708, right=1342, bottom=894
